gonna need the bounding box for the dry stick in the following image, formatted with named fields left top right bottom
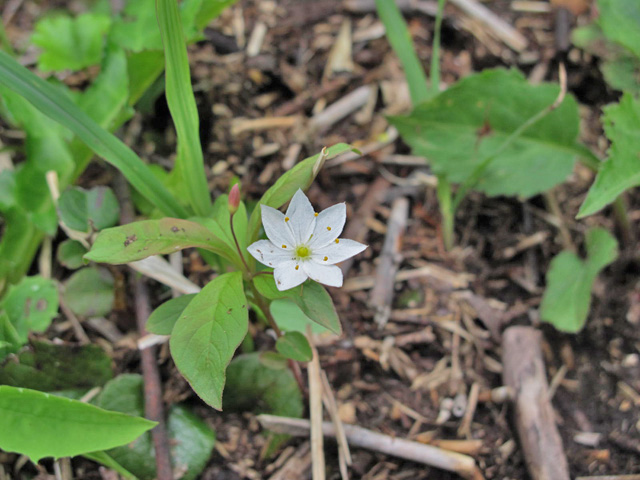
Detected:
left=502, top=327, right=570, bottom=480
left=320, top=370, right=352, bottom=479
left=115, top=176, right=173, bottom=480
left=371, top=197, right=410, bottom=329
left=307, top=330, right=325, bottom=480
left=309, top=85, right=374, bottom=132
left=257, top=415, right=484, bottom=480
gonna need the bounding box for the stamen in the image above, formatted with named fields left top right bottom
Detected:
left=323, top=256, right=328, bottom=261
left=335, top=239, right=339, bottom=243
left=285, top=217, right=290, bottom=222
left=314, top=212, right=318, bottom=217
left=327, top=226, right=331, bottom=231
left=295, top=265, right=299, bottom=270
left=282, top=244, right=287, bottom=248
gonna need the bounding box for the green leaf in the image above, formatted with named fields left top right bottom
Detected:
left=83, top=451, right=139, bottom=480
left=170, top=272, right=248, bottom=410
left=270, top=300, right=329, bottom=335
left=598, top=0, right=640, bottom=58
left=276, top=332, right=312, bottom=362
left=146, top=294, right=196, bottom=335
left=94, top=374, right=215, bottom=480
left=247, top=143, right=355, bottom=242
left=57, top=239, right=88, bottom=269
left=389, top=68, right=580, bottom=198
left=0, top=340, right=113, bottom=391
left=32, top=13, right=111, bottom=72
left=58, top=186, right=120, bottom=232
left=540, top=228, right=618, bottom=332
left=224, top=352, right=303, bottom=418
left=254, top=276, right=341, bottom=334
left=0, top=50, right=187, bottom=218
left=0, top=312, right=21, bottom=359
left=374, top=0, right=429, bottom=105
left=0, top=169, right=16, bottom=212
left=62, top=267, right=115, bottom=317
left=157, top=0, right=211, bottom=217
left=578, top=94, right=640, bottom=217
left=0, top=385, right=155, bottom=463
left=1, top=275, right=58, bottom=343
left=85, top=218, right=230, bottom=264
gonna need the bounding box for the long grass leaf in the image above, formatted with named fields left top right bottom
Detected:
left=0, top=50, right=187, bottom=218
left=374, top=0, right=429, bottom=105
left=156, top=0, right=212, bottom=216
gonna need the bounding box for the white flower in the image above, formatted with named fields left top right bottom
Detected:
left=247, top=189, right=367, bottom=291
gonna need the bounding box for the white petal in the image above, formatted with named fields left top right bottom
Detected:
left=302, top=262, right=343, bottom=287
left=311, top=239, right=367, bottom=265
left=247, top=240, right=293, bottom=268
left=261, top=205, right=295, bottom=250
left=308, top=203, right=346, bottom=248
left=285, top=189, right=316, bottom=244
left=274, top=260, right=309, bottom=291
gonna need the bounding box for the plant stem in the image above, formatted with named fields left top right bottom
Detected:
left=613, top=194, right=633, bottom=247
left=429, top=0, right=447, bottom=98
left=437, top=178, right=454, bottom=250
left=229, top=213, right=251, bottom=275
left=250, top=284, right=307, bottom=394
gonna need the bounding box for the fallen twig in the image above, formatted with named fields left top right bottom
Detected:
left=257, top=415, right=485, bottom=480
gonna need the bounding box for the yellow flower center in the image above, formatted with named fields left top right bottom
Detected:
left=295, top=245, right=311, bottom=259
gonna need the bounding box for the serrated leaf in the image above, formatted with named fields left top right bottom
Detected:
left=598, top=0, right=640, bottom=58
left=62, top=267, right=114, bottom=317
left=85, top=218, right=229, bottom=264
left=389, top=68, right=580, bottom=198
left=1, top=275, right=58, bottom=343
left=276, top=332, right=312, bottom=362
left=540, top=228, right=618, bottom=332
left=253, top=276, right=341, bottom=334
left=57, top=239, right=88, bottom=269
left=94, top=374, right=215, bottom=480
left=59, top=186, right=120, bottom=233
left=146, top=294, right=196, bottom=335
left=0, top=385, right=155, bottom=463
left=0, top=340, right=113, bottom=391
left=578, top=94, right=640, bottom=217
left=246, top=143, right=355, bottom=242
left=32, top=13, right=111, bottom=72
left=170, top=272, right=248, bottom=409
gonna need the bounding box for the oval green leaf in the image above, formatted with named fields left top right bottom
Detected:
left=170, top=272, right=248, bottom=410
left=276, top=331, right=312, bottom=362
left=146, top=294, right=196, bottom=335
left=0, top=385, right=156, bottom=463
left=85, top=218, right=229, bottom=264
left=63, top=267, right=115, bottom=317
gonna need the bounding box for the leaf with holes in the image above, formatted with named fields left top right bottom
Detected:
left=85, top=218, right=230, bottom=264
left=170, top=272, right=248, bottom=409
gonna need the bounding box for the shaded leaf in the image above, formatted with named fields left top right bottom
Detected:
left=578, top=94, right=640, bottom=217
left=170, top=272, right=248, bottom=409
left=276, top=332, right=312, bottom=362
left=1, top=275, right=58, bottom=343
left=540, top=228, right=618, bottom=332
left=57, top=239, right=87, bottom=270
left=598, top=0, right=640, bottom=58
left=389, top=68, right=580, bottom=197
left=146, top=294, right=196, bottom=335
left=0, top=385, right=155, bottom=463
left=0, top=340, right=113, bottom=391
left=62, top=267, right=114, bottom=317
left=58, top=186, right=120, bottom=233
left=94, top=374, right=215, bottom=480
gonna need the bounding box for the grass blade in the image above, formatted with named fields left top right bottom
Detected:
left=375, top=0, right=429, bottom=105
left=156, top=0, right=212, bottom=216
left=0, top=50, right=187, bottom=218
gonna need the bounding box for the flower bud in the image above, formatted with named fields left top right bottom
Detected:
left=228, top=184, right=240, bottom=215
